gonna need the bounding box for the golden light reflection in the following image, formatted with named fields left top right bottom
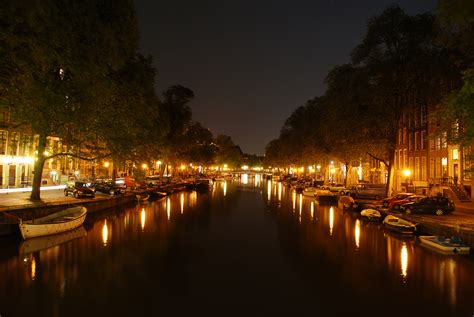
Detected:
left=141, top=208, right=146, bottom=231
left=448, top=259, right=457, bottom=306
left=329, top=207, right=334, bottom=235
left=355, top=219, right=360, bottom=249
left=292, top=191, right=296, bottom=211
left=267, top=180, right=271, bottom=201
left=102, top=220, right=109, bottom=246
left=310, top=201, right=314, bottom=220
left=167, top=197, right=171, bottom=220
left=31, top=257, right=36, bottom=281
left=277, top=182, right=282, bottom=202
left=180, top=193, right=185, bottom=213
left=401, top=243, right=408, bottom=281
left=299, top=194, right=303, bottom=222
left=242, top=173, right=248, bottom=184
left=223, top=181, right=227, bottom=196
left=190, top=191, right=197, bottom=207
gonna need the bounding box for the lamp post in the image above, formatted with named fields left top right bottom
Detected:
left=403, top=169, right=411, bottom=192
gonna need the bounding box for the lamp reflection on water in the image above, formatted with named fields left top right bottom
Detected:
left=242, top=174, right=248, bottom=184
left=299, top=194, right=303, bottom=222
left=102, top=220, right=109, bottom=246
left=310, top=201, right=314, bottom=220
left=401, top=243, right=408, bottom=281
left=223, top=181, right=227, bottom=196
left=31, top=257, right=36, bottom=281
left=277, top=183, right=282, bottom=202
left=355, top=219, right=360, bottom=249
left=180, top=193, right=185, bottom=214
left=267, top=180, right=271, bottom=201
left=167, top=197, right=171, bottom=220
left=141, top=208, right=146, bottom=231
left=329, top=207, right=334, bottom=235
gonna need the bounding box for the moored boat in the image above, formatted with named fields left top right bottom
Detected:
left=360, top=208, right=382, bottom=221
left=419, top=236, right=470, bottom=254
left=302, top=187, right=317, bottom=197
left=19, top=226, right=87, bottom=255
left=19, top=206, right=87, bottom=239
left=383, top=214, right=416, bottom=234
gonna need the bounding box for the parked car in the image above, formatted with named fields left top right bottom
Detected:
left=400, top=196, right=455, bottom=215
left=389, top=195, right=425, bottom=211
left=349, top=183, right=386, bottom=200
left=381, top=193, right=415, bottom=208
left=322, top=183, right=348, bottom=195
left=93, top=181, right=126, bottom=195
left=64, top=181, right=95, bottom=198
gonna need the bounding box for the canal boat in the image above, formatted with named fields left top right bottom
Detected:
left=196, top=179, right=212, bottom=192
left=19, top=206, right=87, bottom=239
left=136, top=194, right=150, bottom=203
left=338, top=195, right=355, bottom=209
left=19, top=226, right=87, bottom=255
left=419, top=236, right=470, bottom=254
left=315, top=190, right=337, bottom=205
left=360, top=208, right=382, bottom=221
left=302, top=187, right=317, bottom=197
left=382, top=215, right=416, bottom=234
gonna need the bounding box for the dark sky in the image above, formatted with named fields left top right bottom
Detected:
left=134, top=0, right=437, bottom=155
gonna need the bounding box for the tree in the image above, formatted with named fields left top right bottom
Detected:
left=0, top=0, right=146, bottom=201
left=214, top=135, right=243, bottom=168
left=350, top=5, right=453, bottom=196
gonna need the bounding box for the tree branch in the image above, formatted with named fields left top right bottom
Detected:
left=45, top=151, right=112, bottom=161
left=366, top=152, right=389, bottom=168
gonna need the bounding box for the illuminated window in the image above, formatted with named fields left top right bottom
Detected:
left=9, top=132, right=19, bottom=156
left=452, top=149, right=459, bottom=160
left=0, top=130, right=7, bottom=155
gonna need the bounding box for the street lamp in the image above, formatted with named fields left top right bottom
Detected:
left=403, top=169, right=411, bottom=192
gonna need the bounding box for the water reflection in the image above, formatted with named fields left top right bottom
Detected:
left=329, top=206, right=334, bottom=235
left=102, top=220, right=109, bottom=246
left=355, top=219, right=360, bottom=250
left=401, top=242, right=408, bottom=281
left=141, top=208, right=146, bottom=231
left=0, top=179, right=472, bottom=316
left=223, top=181, right=227, bottom=196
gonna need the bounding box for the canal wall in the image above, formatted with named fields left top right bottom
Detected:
left=0, top=194, right=136, bottom=237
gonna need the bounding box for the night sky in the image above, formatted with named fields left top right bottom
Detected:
left=135, top=0, right=437, bottom=155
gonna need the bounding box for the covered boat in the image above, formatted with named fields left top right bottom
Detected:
left=419, top=236, right=470, bottom=254
left=19, top=206, right=87, bottom=239
left=360, top=208, right=382, bottom=221
left=383, top=214, right=416, bottom=234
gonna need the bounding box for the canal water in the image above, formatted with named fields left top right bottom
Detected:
left=0, top=175, right=473, bottom=316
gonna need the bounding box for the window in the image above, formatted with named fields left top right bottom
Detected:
left=0, top=131, right=7, bottom=155
left=403, top=128, right=407, bottom=145
left=430, top=158, right=435, bottom=179
left=409, top=133, right=413, bottom=151
left=9, top=132, right=19, bottom=156
left=429, top=138, right=435, bottom=151
left=452, top=148, right=459, bottom=160
left=442, top=132, right=447, bottom=149
left=398, top=129, right=402, bottom=145
left=398, top=150, right=402, bottom=169
left=403, top=149, right=407, bottom=168
left=436, top=137, right=441, bottom=151
left=415, top=157, right=420, bottom=180
left=421, top=157, right=427, bottom=181
left=421, top=105, right=427, bottom=124
left=421, top=130, right=426, bottom=150
left=415, top=132, right=419, bottom=150
left=21, top=135, right=31, bottom=156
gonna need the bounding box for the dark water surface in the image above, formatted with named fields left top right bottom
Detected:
left=1, top=176, right=473, bottom=316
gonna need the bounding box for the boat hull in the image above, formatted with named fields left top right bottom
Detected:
left=419, top=236, right=470, bottom=254
left=19, top=206, right=87, bottom=239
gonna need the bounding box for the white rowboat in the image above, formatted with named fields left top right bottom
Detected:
left=383, top=214, right=416, bottom=234
left=19, top=206, right=87, bottom=239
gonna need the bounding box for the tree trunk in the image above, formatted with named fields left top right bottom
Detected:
left=385, top=147, right=396, bottom=198
left=30, top=134, right=47, bottom=201
left=344, top=162, right=349, bottom=188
